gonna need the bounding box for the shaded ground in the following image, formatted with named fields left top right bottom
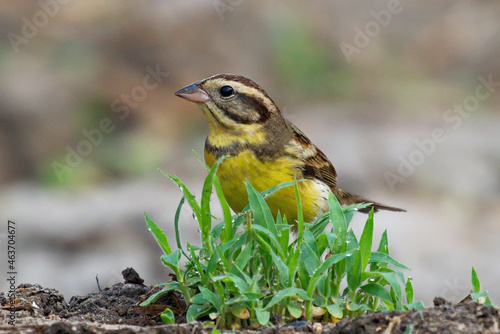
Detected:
left=0, top=268, right=498, bottom=334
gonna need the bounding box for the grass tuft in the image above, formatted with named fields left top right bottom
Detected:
left=142, top=155, right=494, bottom=327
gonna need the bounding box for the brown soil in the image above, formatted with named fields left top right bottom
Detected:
left=1, top=268, right=498, bottom=334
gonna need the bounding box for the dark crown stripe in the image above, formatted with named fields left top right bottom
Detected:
left=205, top=74, right=267, bottom=96
left=237, top=94, right=272, bottom=123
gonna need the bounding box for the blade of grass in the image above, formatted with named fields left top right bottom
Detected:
left=174, top=196, right=187, bottom=256
left=199, top=286, right=222, bottom=312
left=276, top=213, right=290, bottom=254
left=192, top=150, right=232, bottom=241
left=369, top=252, right=410, bottom=270
left=252, top=225, right=285, bottom=257
left=161, top=250, right=181, bottom=273
left=346, top=232, right=361, bottom=292
left=145, top=213, right=172, bottom=255
left=381, top=272, right=402, bottom=304
left=307, top=252, right=350, bottom=297
left=214, top=176, right=233, bottom=242
left=230, top=243, right=252, bottom=275
left=329, top=192, right=346, bottom=254
left=471, top=267, right=480, bottom=293
left=245, top=182, right=277, bottom=235
left=200, top=156, right=228, bottom=254
left=160, top=170, right=201, bottom=222
left=294, top=180, right=304, bottom=243
left=360, top=283, right=392, bottom=303
left=377, top=230, right=389, bottom=254
left=188, top=243, right=208, bottom=285
left=305, top=252, right=349, bottom=320
left=265, top=288, right=311, bottom=310
left=405, top=277, right=414, bottom=304
left=213, top=273, right=250, bottom=295
left=160, top=308, right=175, bottom=324
left=239, top=180, right=303, bottom=214
left=359, top=208, right=374, bottom=271
left=140, top=282, right=181, bottom=306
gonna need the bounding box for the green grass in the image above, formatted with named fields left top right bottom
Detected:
left=142, top=156, right=494, bottom=328
left=470, top=267, right=495, bottom=306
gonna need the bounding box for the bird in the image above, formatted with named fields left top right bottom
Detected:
left=174, top=74, right=405, bottom=223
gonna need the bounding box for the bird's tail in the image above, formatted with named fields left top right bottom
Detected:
left=333, top=189, right=406, bottom=213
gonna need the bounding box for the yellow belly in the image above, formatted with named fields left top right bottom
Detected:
left=205, top=149, right=329, bottom=222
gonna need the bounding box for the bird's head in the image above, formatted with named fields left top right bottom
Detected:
left=175, top=74, right=282, bottom=139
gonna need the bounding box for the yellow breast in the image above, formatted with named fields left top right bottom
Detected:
left=205, top=149, right=329, bottom=222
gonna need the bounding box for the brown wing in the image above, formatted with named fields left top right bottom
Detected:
left=304, top=149, right=338, bottom=188
left=288, top=123, right=338, bottom=189
left=288, top=123, right=406, bottom=213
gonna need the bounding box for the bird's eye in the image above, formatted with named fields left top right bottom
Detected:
left=219, top=85, right=235, bottom=98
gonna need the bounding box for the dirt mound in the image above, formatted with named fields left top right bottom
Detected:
left=1, top=268, right=498, bottom=333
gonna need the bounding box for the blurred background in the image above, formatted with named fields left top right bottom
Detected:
left=0, top=0, right=499, bottom=305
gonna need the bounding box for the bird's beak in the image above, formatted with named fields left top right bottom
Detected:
left=174, top=81, right=210, bottom=103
